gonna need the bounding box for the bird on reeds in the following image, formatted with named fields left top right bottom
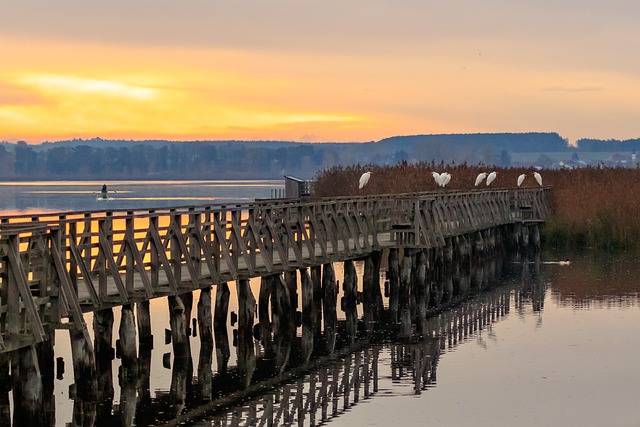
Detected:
left=475, top=172, right=488, bottom=186
left=533, top=171, right=543, bottom=186
left=432, top=171, right=442, bottom=186
left=517, top=174, right=526, bottom=187
left=359, top=171, right=371, bottom=189
left=486, top=171, right=497, bottom=186
left=442, top=172, right=451, bottom=187
left=432, top=172, right=450, bottom=187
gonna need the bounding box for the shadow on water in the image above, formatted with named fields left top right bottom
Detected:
left=13, top=248, right=548, bottom=427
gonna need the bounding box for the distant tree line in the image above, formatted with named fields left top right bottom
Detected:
left=0, top=132, right=593, bottom=180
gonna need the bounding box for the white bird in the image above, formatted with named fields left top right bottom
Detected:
left=486, top=171, right=497, bottom=186
left=533, top=172, right=542, bottom=186
left=442, top=172, right=451, bottom=187
left=358, top=171, right=371, bottom=189
left=432, top=171, right=442, bottom=186
left=517, top=174, right=526, bottom=187
left=474, top=172, right=487, bottom=186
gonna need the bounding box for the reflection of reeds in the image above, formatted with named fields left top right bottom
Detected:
left=313, top=163, right=640, bottom=250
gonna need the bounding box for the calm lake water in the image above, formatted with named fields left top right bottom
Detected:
left=0, top=180, right=284, bottom=215
left=2, top=181, right=640, bottom=426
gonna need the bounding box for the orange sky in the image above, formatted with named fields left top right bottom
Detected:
left=2, top=1, right=640, bottom=145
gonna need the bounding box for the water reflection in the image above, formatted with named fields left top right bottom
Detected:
left=0, top=180, right=283, bottom=213
left=8, top=244, right=640, bottom=426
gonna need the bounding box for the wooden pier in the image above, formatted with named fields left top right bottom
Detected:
left=0, top=187, right=549, bottom=353
left=0, top=187, right=549, bottom=425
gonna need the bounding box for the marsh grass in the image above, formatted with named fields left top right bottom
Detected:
left=313, top=162, right=640, bottom=251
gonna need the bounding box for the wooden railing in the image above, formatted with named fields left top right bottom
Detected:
left=0, top=188, right=550, bottom=353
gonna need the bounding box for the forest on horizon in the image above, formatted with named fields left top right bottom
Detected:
left=0, top=132, right=638, bottom=180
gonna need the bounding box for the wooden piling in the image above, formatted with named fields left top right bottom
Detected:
left=0, top=354, right=9, bottom=426
left=343, top=260, right=358, bottom=342
left=119, top=304, right=137, bottom=371
left=285, top=270, right=298, bottom=311
left=343, top=260, right=357, bottom=310
left=300, top=268, right=314, bottom=323
left=69, top=326, right=97, bottom=402
left=213, top=282, right=231, bottom=373
left=35, top=336, right=55, bottom=427
left=197, top=286, right=213, bottom=345
left=137, top=300, right=152, bottom=347
left=237, top=278, right=257, bottom=386
left=10, top=345, right=44, bottom=426
left=168, top=295, right=189, bottom=359
left=363, top=251, right=383, bottom=325
left=399, top=253, right=412, bottom=339
left=387, top=248, right=399, bottom=320
left=322, top=264, right=338, bottom=354
left=93, top=308, right=114, bottom=419
left=197, top=337, right=214, bottom=402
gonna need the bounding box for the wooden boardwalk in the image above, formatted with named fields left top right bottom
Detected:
left=0, top=187, right=550, bottom=353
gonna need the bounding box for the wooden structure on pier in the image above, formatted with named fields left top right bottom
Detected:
left=0, top=188, right=550, bottom=354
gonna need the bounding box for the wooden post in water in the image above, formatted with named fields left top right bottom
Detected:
left=300, top=268, right=314, bottom=363
left=413, top=250, right=428, bottom=336
left=363, top=250, right=383, bottom=327
left=198, top=286, right=214, bottom=345
left=0, top=353, right=9, bottom=426
left=213, top=282, right=231, bottom=373
left=237, top=278, right=257, bottom=387
left=285, top=270, right=298, bottom=311
left=168, top=295, right=189, bottom=359
left=530, top=224, right=541, bottom=252
left=399, top=253, right=412, bottom=339
left=35, top=337, right=55, bottom=427
left=272, top=273, right=292, bottom=335
left=197, top=333, right=214, bottom=402
left=69, top=326, right=98, bottom=404
left=300, top=268, right=314, bottom=323
left=322, top=263, right=338, bottom=354
left=311, top=265, right=322, bottom=335
left=11, top=345, right=44, bottom=426
left=137, top=300, right=152, bottom=347
left=93, top=308, right=115, bottom=410
left=271, top=274, right=293, bottom=373
left=119, top=304, right=137, bottom=372
left=181, top=291, right=194, bottom=337
left=342, top=260, right=357, bottom=311
left=343, top=260, right=358, bottom=342
left=387, top=248, right=399, bottom=321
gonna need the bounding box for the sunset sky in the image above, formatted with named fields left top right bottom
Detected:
left=2, top=1, right=640, bottom=145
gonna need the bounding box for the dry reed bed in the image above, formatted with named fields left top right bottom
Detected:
left=313, top=163, right=640, bottom=250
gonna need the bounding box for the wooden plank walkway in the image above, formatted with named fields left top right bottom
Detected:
left=0, top=187, right=550, bottom=353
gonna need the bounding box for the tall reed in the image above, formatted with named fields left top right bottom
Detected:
left=312, top=163, right=640, bottom=251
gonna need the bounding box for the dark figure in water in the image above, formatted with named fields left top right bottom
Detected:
left=101, top=184, right=108, bottom=199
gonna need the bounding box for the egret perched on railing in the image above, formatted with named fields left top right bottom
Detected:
left=359, top=171, right=371, bottom=189
left=533, top=171, right=543, bottom=186
left=517, top=174, right=526, bottom=187
left=432, top=172, right=450, bottom=187
left=486, top=171, right=497, bottom=186
left=475, top=172, right=487, bottom=186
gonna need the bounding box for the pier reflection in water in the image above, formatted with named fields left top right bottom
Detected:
left=11, top=248, right=540, bottom=427
left=11, top=248, right=640, bottom=426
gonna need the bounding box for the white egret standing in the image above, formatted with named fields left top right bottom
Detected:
left=358, top=171, right=371, bottom=189
left=474, top=172, right=487, bottom=186
left=533, top=172, right=543, bottom=186
left=432, top=172, right=442, bottom=186
left=486, top=171, right=497, bottom=186
left=517, top=174, right=526, bottom=187
left=442, top=172, right=452, bottom=187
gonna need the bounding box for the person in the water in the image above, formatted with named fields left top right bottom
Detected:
left=101, top=184, right=108, bottom=199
